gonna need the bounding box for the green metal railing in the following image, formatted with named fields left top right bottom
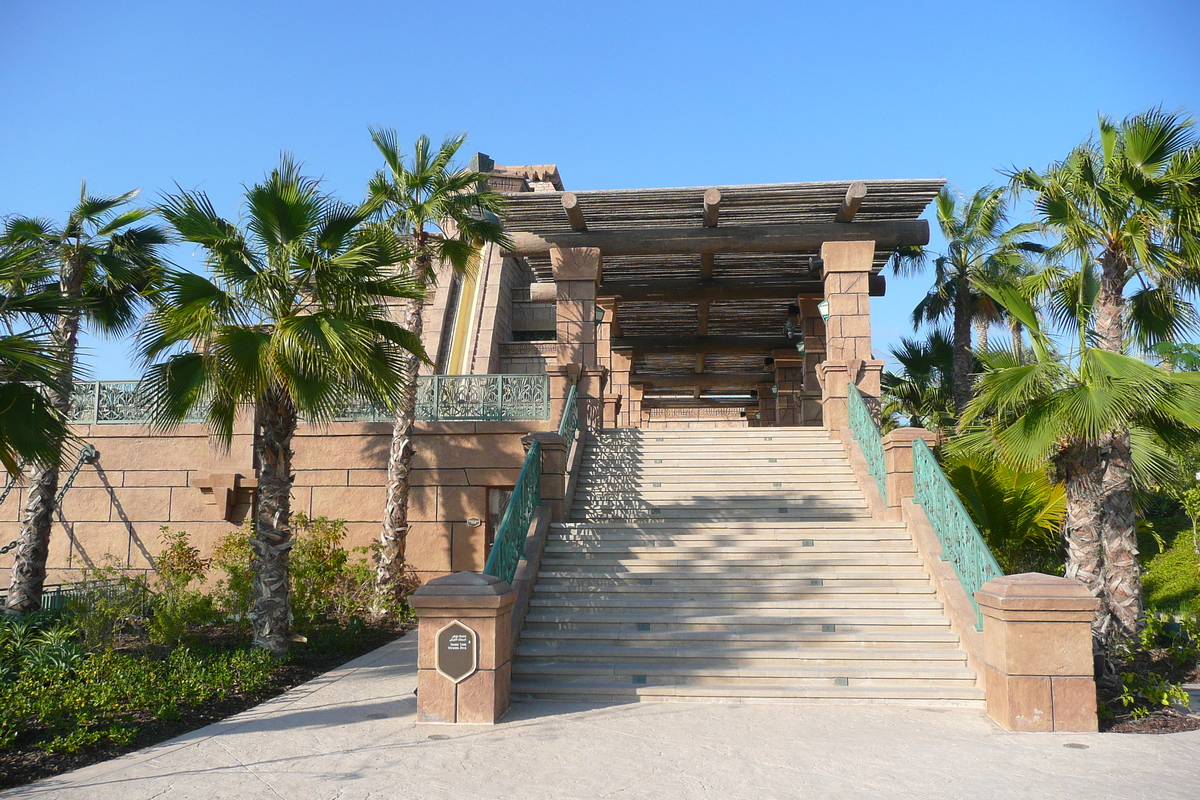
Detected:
left=67, top=374, right=552, bottom=425
left=558, top=384, right=579, bottom=441
left=482, top=440, right=541, bottom=584
left=912, top=438, right=1003, bottom=629
left=847, top=382, right=887, bottom=505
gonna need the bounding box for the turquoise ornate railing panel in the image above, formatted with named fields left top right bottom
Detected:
left=483, top=440, right=541, bottom=584
left=846, top=382, right=887, bottom=505
left=67, top=374, right=551, bottom=424
left=558, top=383, right=579, bottom=441
left=912, top=438, right=1003, bottom=629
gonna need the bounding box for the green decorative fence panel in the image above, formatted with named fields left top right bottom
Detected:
left=483, top=441, right=542, bottom=584
left=912, top=438, right=1003, bottom=629
left=68, top=374, right=551, bottom=425
left=846, top=382, right=887, bottom=505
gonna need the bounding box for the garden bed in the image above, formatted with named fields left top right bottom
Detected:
left=0, top=619, right=410, bottom=790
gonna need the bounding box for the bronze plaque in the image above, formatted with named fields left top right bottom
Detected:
left=435, top=620, right=478, bottom=683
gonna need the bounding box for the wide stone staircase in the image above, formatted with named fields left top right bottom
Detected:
left=511, top=427, right=984, bottom=705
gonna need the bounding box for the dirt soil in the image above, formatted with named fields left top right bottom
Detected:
left=0, top=622, right=410, bottom=791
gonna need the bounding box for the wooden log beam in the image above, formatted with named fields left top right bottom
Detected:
left=836, top=181, right=868, bottom=223
left=599, top=275, right=886, bottom=303
left=562, top=192, right=586, bottom=231
left=613, top=335, right=792, bottom=354
left=703, top=188, right=721, bottom=227
left=503, top=219, right=929, bottom=257
left=634, top=372, right=773, bottom=389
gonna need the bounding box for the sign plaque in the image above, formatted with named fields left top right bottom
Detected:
left=434, top=620, right=478, bottom=683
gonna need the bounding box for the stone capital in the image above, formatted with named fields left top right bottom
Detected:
left=820, top=240, right=876, bottom=274
left=550, top=246, right=602, bottom=282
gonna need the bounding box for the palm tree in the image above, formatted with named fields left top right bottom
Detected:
left=960, top=279, right=1200, bottom=644
left=0, top=230, right=74, bottom=475
left=364, top=130, right=509, bottom=609
left=3, top=190, right=168, bottom=615
left=141, top=156, right=425, bottom=656
left=892, top=186, right=1043, bottom=417
left=1008, top=107, right=1200, bottom=637
left=882, top=330, right=957, bottom=433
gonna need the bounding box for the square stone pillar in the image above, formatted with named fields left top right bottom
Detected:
left=551, top=247, right=601, bottom=368
left=976, top=574, right=1100, bottom=732
left=818, top=240, right=880, bottom=436
left=522, top=431, right=569, bottom=523
left=821, top=240, right=875, bottom=363
left=756, top=381, right=776, bottom=427
left=771, top=348, right=805, bottom=427
left=410, top=572, right=518, bottom=724
left=816, top=358, right=883, bottom=437
left=610, top=347, right=633, bottom=427
left=627, top=383, right=644, bottom=429
left=882, top=427, right=938, bottom=519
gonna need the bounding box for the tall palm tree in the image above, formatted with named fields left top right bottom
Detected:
left=960, top=279, right=1200, bottom=644
left=3, top=189, right=168, bottom=614
left=1008, top=107, right=1200, bottom=636
left=882, top=330, right=957, bottom=433
left=141, top=156, right=425, bottom=656
left=364, top=130, right=509, bottom=609
left=0, top=230, right=74, bottom=475
left=892, top=186, right=1043, bottom=416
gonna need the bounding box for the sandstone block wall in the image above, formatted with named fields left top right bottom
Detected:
left=0, top=417, right=552, bottom=588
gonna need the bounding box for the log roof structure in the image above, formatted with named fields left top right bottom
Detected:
left=498, top=177, right=943, bottom=413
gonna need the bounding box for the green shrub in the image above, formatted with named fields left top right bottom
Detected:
left=61, top=561, right=149, bottom=651
left=210, top=525, right=255, bottom=627
left=147, top=527, right=220, bottom=645
left=0, top=646, right=274, bottom=752
left=289, top=515, right=377, bottom=628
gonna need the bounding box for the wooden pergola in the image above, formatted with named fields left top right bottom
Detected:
left=499, top=178, right=943, bottom=426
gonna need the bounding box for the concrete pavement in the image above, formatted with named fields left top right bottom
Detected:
left=6, top=634, right=1199, bottom=799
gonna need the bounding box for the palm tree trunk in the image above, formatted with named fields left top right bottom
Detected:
left=4, top=277, right=82, bottom=615
left=250, top=387, right=297, bottom=657
left=974, top=318, right=989, bottom=352
left=374, top=288, right=425, bottom=613
left=1100, top=429, right=1141, bottom=641
left=1093, top=250, right=1142, bottom=641
left=1057, top=441, right=1107, bottom=644
left=951, top=265, right=973, bottom=418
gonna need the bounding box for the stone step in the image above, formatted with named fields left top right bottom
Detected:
left=543, top=541, right=917, bottom=554
left=511, top=662, right=977, bottom=686
left=510, top=682, right=985, bottom=706
left=539, top=555, right=925, bottom=568
left=552, top=520, right=905, bottom=530
left=516, top=643, right=966, bottom=665
left=522, top=614, right=952, bottom=632
left=518, top=628, right=962, bottom=647
left=535, top=577, right=933, bottom=590
left=571, top=510, right=873, bottom=522
left=532, top=584, right=935, bottom=598
left=530, top=599, right=940, bottom=614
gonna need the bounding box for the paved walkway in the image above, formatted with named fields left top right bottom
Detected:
left=5, top=635, right=1199, bottom=800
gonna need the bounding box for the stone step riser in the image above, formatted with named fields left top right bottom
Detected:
left=522, top=622, right=952, bottom=634
left=528, top=600, right=946, bottom=612
left=533, top=586, right=935, bottom=597
left=543, top=543, right=918, bottom=554
left=515, top=653, right=968, bottom=668
left=519, top=632, right=962, bottom=648
left=510, top=669, right=977, bottom=686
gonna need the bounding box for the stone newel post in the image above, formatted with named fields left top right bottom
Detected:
left=975, top=574, right=1100, bottom=732
left=409, top=572, right=517, bottom=724
left=881, top=427, right=937, bottom=519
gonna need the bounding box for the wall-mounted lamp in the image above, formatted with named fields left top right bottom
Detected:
left=817, top=299, right=831, bottom=322
left=594, top=305, right=606, bottom=325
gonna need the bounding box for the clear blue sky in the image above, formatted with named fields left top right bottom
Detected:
left=3, top=0, right=1198, bottom=378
